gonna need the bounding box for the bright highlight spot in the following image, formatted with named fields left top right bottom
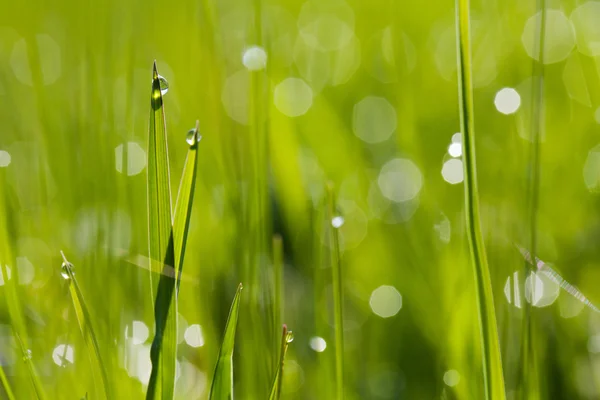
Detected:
left=0, top=151, right=11, bottom=167
left=309, top=336, right=327, bottom=352
left=242, top=46, right=267, bottom=71
left=52, top=344, right=74, bottom=367
left=115, top=142, right=147, bottom=176
left=443, top=369, right=460, bottom=387
left=525, top=271, right=560, bottom=307
left=494, top=88, right=521, bottom=114
left=369, top=285, right=402, bottom=318
left=184, top=324, right=205, bottom=348
left=352, top=96, right=397, bottom=143
left=274, top=78, right=313, bottom=117
left=378, top=158, right=423, bottom=202
left=125, top=321, right=149, bottom=345
left=441, top=159, right=464, bottom=184
left=448, top=142, right=462, bottom=157
left=331, top=216, right=345, bottom=228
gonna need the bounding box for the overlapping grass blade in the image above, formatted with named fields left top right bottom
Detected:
left=455, top=1, right=506, bottom=399
left=59, top=252, right=110, bottom=400
left=326, top=183, right=344, bottom=400
left=268, top=325, right=292, bottom=400
left=146, top=61, right=176, bottom=400
left=209, top=283, right=243, bottom=400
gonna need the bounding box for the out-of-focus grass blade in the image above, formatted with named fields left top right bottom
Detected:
left=209, top=283, right=243, bottom=400
left=516, top=245, right=600, bottom=313
left=455, top=1, right=506, bottom=399
left=268, top=325, right=293, bottom=400
left=273, top=235, right=283, bottom=342
left=146, top=61, right=176, bottom=400
left=60, top=252, right=110, bottom=400
left=0, top=365, right=15, bottom=400
left=326, top=183, right=344, bottom=400
left=173, top=120, right=200, bottom=290
left=0, top=187, right=46, bottom=400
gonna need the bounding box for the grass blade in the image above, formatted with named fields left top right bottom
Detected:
left=173, top=120, right=200, bottom=290
left=273, top=235, right=283, bottom=344
left=209, top=283, right=243, bottom=400
left=455, top=1, right=506, bottom=399
left=268, top=325, right=293, bottom=400
left=0, top=365, right=15, bottom=400
left=145, top=62, right=184, bottom=400
left=59, top=252, right=110, bottom=400
left=326, top=183, right=344, bottom=400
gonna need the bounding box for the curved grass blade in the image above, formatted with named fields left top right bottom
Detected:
left=209, top=283, right=243, bottom=400
left=326, top=183, right=344, bottom=400
left=455, top=1, right=506, bottom=399
left=60, top=252, right=110, bottom=400
left=516, top=245, right=600, bottom=313
left=268, top=325, right=293, bottom=400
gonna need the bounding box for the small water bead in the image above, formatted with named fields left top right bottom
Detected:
left=22, top=349, right=32, bottom=361
left=331, top=216, right=345, bottom=228
left=285, top=331, right=294, bottom=343
left=61, top=262, right=74, bottom=280
left=186, top=129, right=202, bottom=146
left=158, top=75, right=169, bottom=95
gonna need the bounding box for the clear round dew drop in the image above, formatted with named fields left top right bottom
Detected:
left=158, top=75, right=169, bottom=95
left=61, top=262, right=74, bottom=280
left=286, top=331, right=294, bottom=343
left=186, top=129, right=202, bottom=146
left=23, top=349, right=32, bottom=361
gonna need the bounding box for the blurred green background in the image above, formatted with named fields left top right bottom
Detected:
left=2, top=0, right=600, bottom=398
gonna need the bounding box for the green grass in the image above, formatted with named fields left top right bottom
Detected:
left=2, top=0, right=600, bottom=399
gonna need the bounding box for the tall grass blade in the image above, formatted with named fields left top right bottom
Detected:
left=326, top=183, right=344, bottom=400
left=14, top=333, right=46, bottom=400
left=455, top=1, right=506, bottom=399
left=521, top=1, right=546, bottom=398
left=273, top=235, right=283, bottom=340
left=209, top=283, right=243, bottom=400
left=268, top=325, right=293, bottom=400
left=146, top=61, right=176, bottom=400
left=173, top=120, right=200, bottom=289
left=59, top=252, right=110, bottom=400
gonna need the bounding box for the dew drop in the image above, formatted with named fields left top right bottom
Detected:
left=186, top=129, right=202, bottom=146
left=61, top=262, right=74, bottom=280
left=23, top=349, right=32, bottom=361
left=158, top=75, right=169, bottom=95
left=331, top=216, right=345, bottom=228
left=286, top=331, right=294, bottom=343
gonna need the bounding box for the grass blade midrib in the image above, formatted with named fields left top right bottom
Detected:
left=455, top=1, right=506, bottom=399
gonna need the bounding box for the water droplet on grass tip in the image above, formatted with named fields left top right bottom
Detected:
left=331, top=216, right=345, bottom=228
left=186, top=129, right=202, bottom=146
left=61, top=262, right=74, bottom=280
left=22, top=349, right=32, bottom=361
left=286, top=331, right=294, bottom=343
left=158, top=75, right=169, bottom=95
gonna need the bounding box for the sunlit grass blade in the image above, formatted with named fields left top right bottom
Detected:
left=173, top=120, right=200, bottom=290
left=268, top=325, right=293, bottom=400
left=326, top=183, right=344, bottom=400
left=516, top=245, right=600, bottom=313
left=455, top=1, right=506, bottom=399
left=14, top=333, right=46, bottom=400
left=59, top=252, right=110, bottom=400
left=146, top=61, right=176, bottom=400
left=209, top=283, right=243, bottom=400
